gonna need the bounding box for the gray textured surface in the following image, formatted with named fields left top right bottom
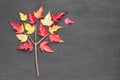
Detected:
left=0, top=0, right=120, bottom=80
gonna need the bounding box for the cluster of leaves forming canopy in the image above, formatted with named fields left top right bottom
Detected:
left=10, top=6, right=74, bottom=53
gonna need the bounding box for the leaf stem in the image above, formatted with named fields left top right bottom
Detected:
left=28, top=35, right=35, bottom=45
left=37, top=33, right=49, bottom=45
left=34, top=28, right=40, bottom=77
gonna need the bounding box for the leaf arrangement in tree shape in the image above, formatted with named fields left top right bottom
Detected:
left=10, top=6, right=74, bottom=76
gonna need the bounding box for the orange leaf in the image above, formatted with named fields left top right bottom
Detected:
left=40, top=41, right=54, bottom=53
left=10, top=21, right=24, bottom=34
left=49, top=25, right=63, bottom=33
left=38, top=23, right=48, bottom=37
left=49, top=33, right=64, bottom=43
left=34, top=6, right=44, bottom=19
left=17, top=40, right=33, bottom=52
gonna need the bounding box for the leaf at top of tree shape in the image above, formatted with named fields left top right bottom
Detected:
left=41, top=11, right=54, bottom=26
left=19, top=12, right=27, bottom=21
left=34, top=6, right=44, bottom=19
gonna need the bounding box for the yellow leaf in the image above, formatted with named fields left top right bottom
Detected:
left=41, top=11, right=54, bottom=26
left=16, top=34, right=28, bottom=42
left=24, top=23, right=35, bottom=34
left=19, top=12, right=27, bottom=21
left=34, top=6, right=43, bottom=19
left=49, top=25, right=63, bottom=33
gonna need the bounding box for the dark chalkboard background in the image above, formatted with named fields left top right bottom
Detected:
left=0, top=0, right=120, bottom=80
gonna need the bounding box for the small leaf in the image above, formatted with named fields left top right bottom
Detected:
left=10, top=21, right=24, bottom=34
left=49, top=25, right=63, bottom=34
left=38, top=23, right=48, bottom=37
left=29, top=12, right=37, bottom=24
left=64, top=18, right=74, bottom=25
left=34, top=6, right=44, bottom=19
left=40, top=41, right=54, bottom=53
left=52, top=12, right=66, bottom=22
left=41, top=11, right=54, bottom=26
left=17, top=40, right=33, bottom=52
left=24, top=23, right=35, bottom=34
left=19, top=12, right=27, bottom=21
left=49, top=33, right=64, bottom=43
left=16, top=34, right=28, bottom=42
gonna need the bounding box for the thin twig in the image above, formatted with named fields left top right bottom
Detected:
left=37, top=33, right=49, bottom=45
left=34, top=29, right=40, bottom=77
left=28, top=35, right=35, bottom=45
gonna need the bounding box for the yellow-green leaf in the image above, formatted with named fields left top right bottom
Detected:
left=16, top=34, right=28, bottom=42
left=41, top=11, right=53, bottom=26
left=24, top=23, right=35, bottom=34
left=19, top=12, right=27, bottom=21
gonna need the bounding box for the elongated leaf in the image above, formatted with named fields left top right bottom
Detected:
left=40, top=41, right=54, bottom=53
left=17, top=40, right=33, bottom=52
left=38, top=23, right=48, bottom=37
left=41, top=11, right=53, bottom=26
left=24, top=23, right=35, bottom=34
left=52, top=12, right=66, bottom=22
left=16, top=34, right=28, bottom=42
left=19, top=12, right=27, bottom=21
left=49, top=33, right=64, bottom=43
left=29, top=12, right=37, bottom=24
left=49, top=25, right=63, bottom=33
left=34, top=6, right=44, bottom=19
left=10, top=21, right=24, bottom=33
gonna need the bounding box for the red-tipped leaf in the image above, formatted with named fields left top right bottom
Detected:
left=17, top=40, right=33, bottom=52
left=52, top=12, right=66, bottom=22
left=38, top=23, right=48, bottom=37
left=49, top=33, right=64, bottom=43
left=40, top=41, right=54, bottom=53
left=29, top=12, right=37, bottom=24
left=10, top=21, right=24, bottom=34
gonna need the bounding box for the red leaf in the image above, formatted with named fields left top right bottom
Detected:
left=49, top=33, right=64, bottom=43
left=40, top=41, right=54, bottom=53
left=17, top=40, right=33, bottom=52
left=29, top=12, right=37, bottom=24
left=10, top=21, right=24, bottom=34
left=64, top=18, right=74, bottom=25
left=52, top=12, right=66, bottom=22
left=38, top=23, right=48, bottom=37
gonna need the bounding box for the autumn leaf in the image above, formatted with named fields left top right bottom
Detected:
left=24, top=23, right=35, bottom=34
left=16, top=34, right=28, bottom=42
left=49, top=25, right=63, bottom=34
left=17, top=40, right=33, bottom=52
left=34, top=6, right=44, bottom=19
left=10, top=21, right=24, bottom=34
left=29, top=12, right=37, bottom=24
left=40, top=41, right=54, bottom=53
left=64, top=18, right=74, bottom=25
left=49, top=33, right=64, bottom=43
left=41, top=11, right=54, bottom=26
left=52, top=12, right=66, bottom=22
left=38, top=23, right=48, bottom=37
left=19, top=12, right=27, bottom=21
